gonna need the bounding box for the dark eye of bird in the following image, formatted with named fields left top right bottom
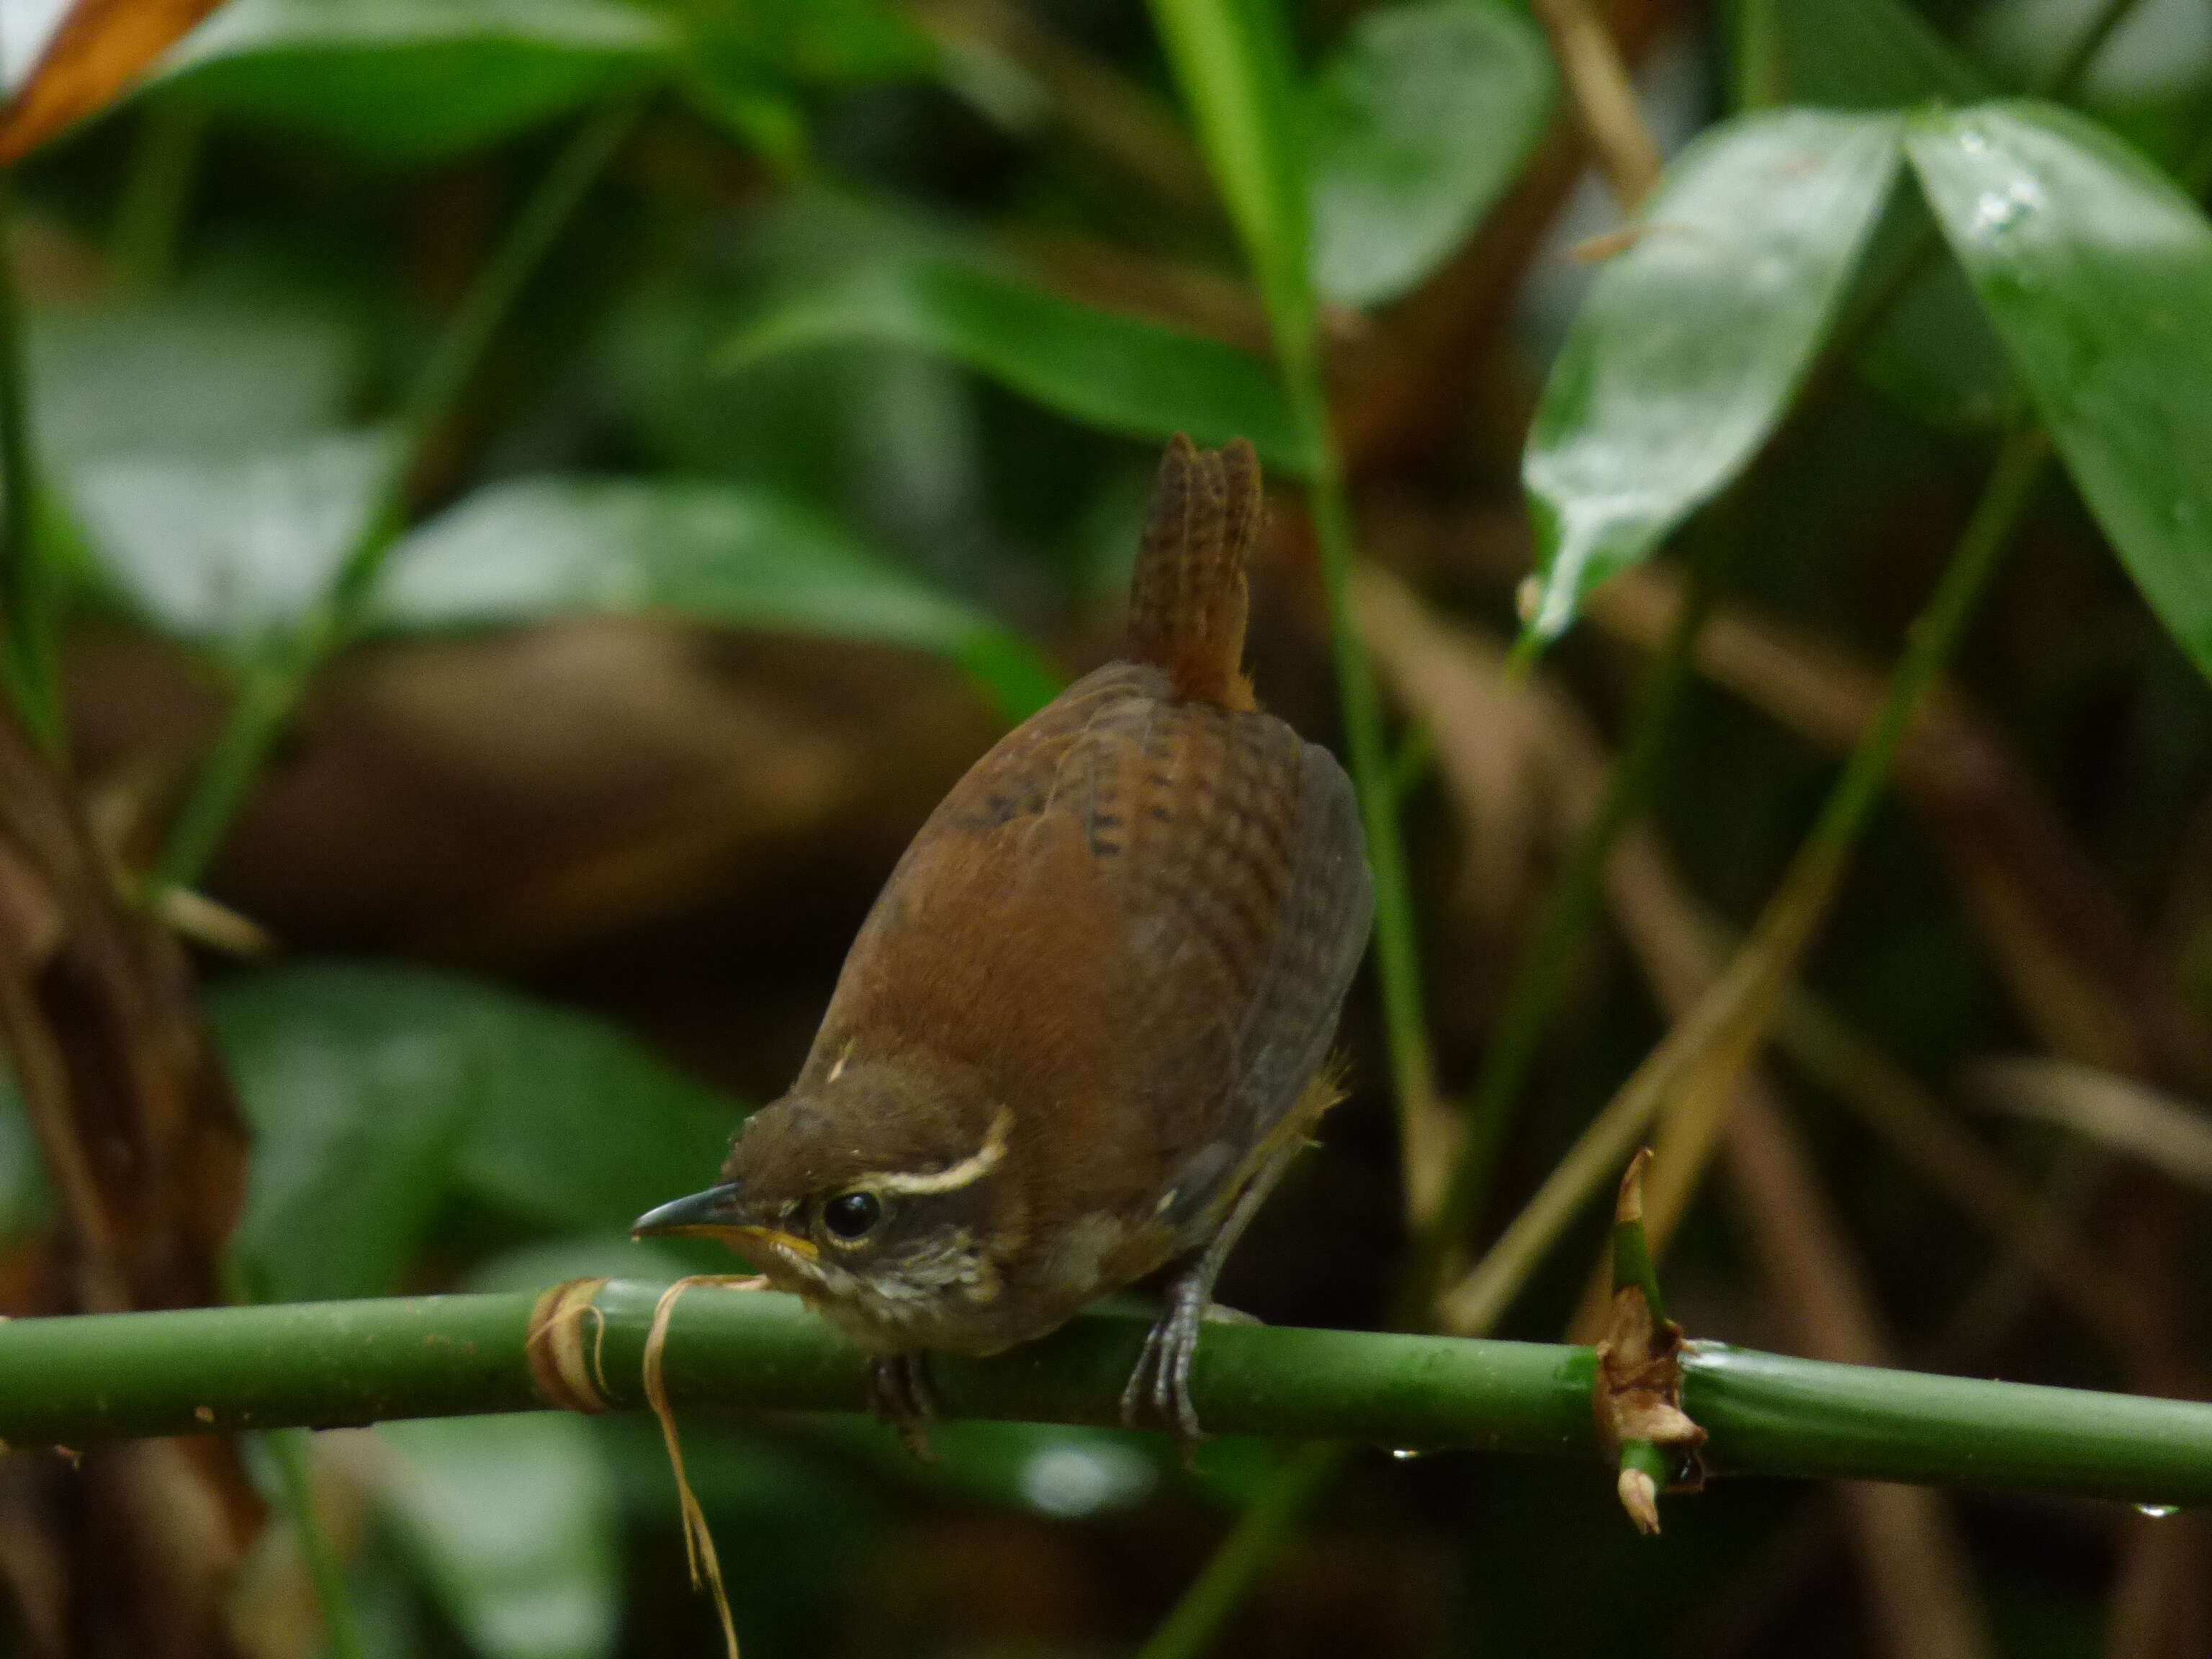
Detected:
left=823, top=1190, right=882, bottom=1241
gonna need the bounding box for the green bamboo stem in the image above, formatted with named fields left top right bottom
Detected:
left=154, top=102, right=639, bottom=892
left=2, top=1285, right=2210, bottom=1509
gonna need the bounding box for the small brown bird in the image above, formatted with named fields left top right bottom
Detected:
left=634, top=435, right=1372, bottom=1442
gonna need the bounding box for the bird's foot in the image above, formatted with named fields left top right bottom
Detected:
left=1121, top=1282, right=1255, bottom=1450
left=868, top=1354, right=937, bottom=1459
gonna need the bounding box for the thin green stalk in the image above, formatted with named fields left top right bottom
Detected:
left=220, top=1261, right=365, bottom=1659
left=0, top=173, right=60, bottom=755
left=1732, top=0, right=1784, bottom=113
left=2184, top=122, right=2212, bottom=199
left=2, top=1287, right=2211, bottom=1507
left=1132, top=1443, right=1348, bottom=1659
left=154, top=102, right=639, bottom=891
left=1295, top=392, right=1439, bottom=1149
left=112, top=103, right=207, bottom=289
left=1439, top=427, right=2050, bottom=1334
left=265, top=1429, right=368, bottom=1659
left=2033, top=0, right=2150, bottom=99
left=1404, top=522, right=1722, bottom=1319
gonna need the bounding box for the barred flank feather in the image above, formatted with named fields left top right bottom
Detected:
left=1125, top=433, right=1262, bottom=711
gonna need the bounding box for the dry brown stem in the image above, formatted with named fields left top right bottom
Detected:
left=907, top=0, right=1215, bottom=211
left=1335, top=0, right=1683, bottom=477
left=0, top=701, right=257, bottom=1655
left=1529, top=0, right=1663, bottom=208
left=1357, top=570, right=1992, bottom=1659
left=1583, top=562, right=2212, bottom=1091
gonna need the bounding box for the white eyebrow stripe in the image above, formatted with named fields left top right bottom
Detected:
left=868, top=1107, right=1014, bottom=1195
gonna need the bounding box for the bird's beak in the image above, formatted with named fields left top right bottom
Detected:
left=631, top=1182, right=746, bottom=1238
left=630, top=1184, right=819, bottom=1261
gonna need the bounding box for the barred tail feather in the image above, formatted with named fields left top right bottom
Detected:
left=1125, top=433, right=1262, bottom=710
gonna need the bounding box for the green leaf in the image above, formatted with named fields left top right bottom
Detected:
left=645, top=0, right=934, bottom=84
left=28, top=287, right=362, bottom=462
left=1308, top=0, right=1554, bottom=308
left=210, top=961, right=740, bottom=1300
left=1521, top=110, right=1904, bottom=643
left=68, top=429, right=391, bottom=650
left=1773, top=0, right=1990, bottom=109
left=215, top=965, right=469, bottom=1303
left=717, top=258, right=1310, bottom=474
left=373, top=475, right=1061, bottom=719
left=1148, top=0, right=1317, bottom=356
left=1905, top=103, right=2212, bottom=679
left=158, top=0, right=672, bottom=164
left=374, top=1413, right=620, bottom=1659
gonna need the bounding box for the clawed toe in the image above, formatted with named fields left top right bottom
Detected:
left=1120, top=1289, right=1208, bottom=1449
left=868, top=1354, right=937, bottom=1459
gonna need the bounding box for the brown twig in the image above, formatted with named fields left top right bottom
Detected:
left=1582, top=562, right=2212, bottom=1092
left=1529, top=0, right=1663, bottom=208
left=1334, top=0, right=1684, bottom=477
left=1355, top=572, right=1992, bottom=1657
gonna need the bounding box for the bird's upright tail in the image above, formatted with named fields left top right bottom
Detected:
left=1125, top=433, right=1262, bottom=711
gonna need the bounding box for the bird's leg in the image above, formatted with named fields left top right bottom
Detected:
left=868, top=1354, right=938, bottom=1459
left=1121, top=1138, right=1303, bottom=1446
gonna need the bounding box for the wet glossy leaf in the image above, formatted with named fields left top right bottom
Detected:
left=1308, top=0, right=1553, bottom=308
left=211, top=961, right=740, bottom=1299
left=719, top=258, right=1308, bottom=474
left=1521, top=110, right=1903, bottom=644
left=1148, top=0, right=1315, bottom=350
left=374, top=475, right=1060, bottom=719
left=1907, top=104, right=2212, bottom=678
left=0, top=0, right=224, bottom=162
left=375, top=1414, right=620, bottom=1659
left=157, top=0, right=671, bottom=163
left=1773, top=0, right=1988, bottom=109
left=68, top=428, right=390, bottom=649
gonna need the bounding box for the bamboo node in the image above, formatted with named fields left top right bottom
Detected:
left=1593, top=1153, right=1707, bottom=1533
left=526, top=1277, right=614, bottom=1414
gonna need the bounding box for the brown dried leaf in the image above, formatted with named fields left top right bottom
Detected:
left=0, top=0, right=224, bottom=166
left=1591, top=1285, right=1707, bottom=1471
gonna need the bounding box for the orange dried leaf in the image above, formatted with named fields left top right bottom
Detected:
left=0, top=0, right=224, bottom=166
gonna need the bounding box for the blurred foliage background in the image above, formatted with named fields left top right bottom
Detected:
left=0, top=0, right=2210, bottom=1655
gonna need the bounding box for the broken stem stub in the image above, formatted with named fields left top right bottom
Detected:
left=1593, top=1151, right=1707, bottom=1534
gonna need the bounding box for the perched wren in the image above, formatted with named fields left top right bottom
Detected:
left=634, top=435, right=1373, bottom=1442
